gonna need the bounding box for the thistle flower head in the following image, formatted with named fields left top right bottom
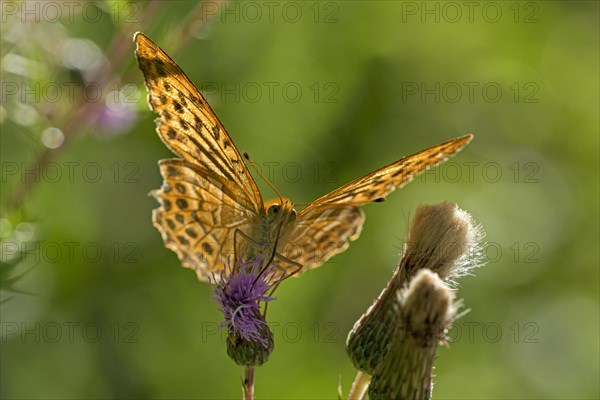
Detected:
left=211, top=255, right=278, bottom=348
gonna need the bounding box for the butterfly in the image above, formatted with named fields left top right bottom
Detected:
left=134, top=32, right=473, bottom=282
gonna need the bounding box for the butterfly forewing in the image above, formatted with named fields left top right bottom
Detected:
left=305, top=135, right=472, bottom=208
left=134, top=32, right=262, bottom=213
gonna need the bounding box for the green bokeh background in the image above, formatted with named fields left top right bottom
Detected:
left=1, top=1, right=598, bottom=399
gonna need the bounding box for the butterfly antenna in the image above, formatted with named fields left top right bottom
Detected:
left=243, top=151, right=284, bottom=203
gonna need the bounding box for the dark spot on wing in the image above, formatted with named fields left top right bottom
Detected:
left=178, top=92, right=187, bottom=107
left=174, top=101, right=183, bottom=113
left=155, top=59, right=167, bottom=77
left=391, top=169, right=405, bottom=177
left=185, top=228, right=198, bottom=239
left=195, top=117, right=203, bottom=132
left=166, top=165, right=179, bottom=177
left=176, top=198, right=188, bottom=209
left=166, top=219, right=175, bottom=229
left=191, top=211, right=201, bottom=223
left=202, top=242, right=214, bottom=255
left=138, top=58, right=151, bottom=73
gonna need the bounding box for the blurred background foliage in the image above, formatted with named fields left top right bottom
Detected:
left=1, top=1, right=598, bottom=399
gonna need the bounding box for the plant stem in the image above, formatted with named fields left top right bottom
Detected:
left=348, top=371, right=371, bottom=400
left=243, top=366, right=254, bottom=400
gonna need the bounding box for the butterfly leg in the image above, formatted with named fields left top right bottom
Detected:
left=233, top=228, right=260, bottom=263
left=261, top=253, right=304, bottom=319
left=273, top=252, right=303, bottom=277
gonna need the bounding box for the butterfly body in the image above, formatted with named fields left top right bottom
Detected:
left=134, top=32, right=473, bottom=282
left=242, top=199, right=298, bottom=265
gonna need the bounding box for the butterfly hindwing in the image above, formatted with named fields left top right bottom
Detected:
left=275, top=205, right=365, bottom=275
left=152, top=159, right=257, bottom=281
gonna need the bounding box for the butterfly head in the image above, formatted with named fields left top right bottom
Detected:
left=264, top=198, right=296, bottom=242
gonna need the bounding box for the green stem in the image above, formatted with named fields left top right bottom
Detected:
left=243, top=366, right=254, bottom=400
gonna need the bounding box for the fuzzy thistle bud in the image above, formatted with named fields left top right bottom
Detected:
left=368, top=269, right=456, bottom=400
left=402, top=201, right=483, bottom=283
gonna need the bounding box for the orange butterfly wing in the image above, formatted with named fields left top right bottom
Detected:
left=135, top=32, right=263, bottom=281
left=277, top=135, right=473, bottom=275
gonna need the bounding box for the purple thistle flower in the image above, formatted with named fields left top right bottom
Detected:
left=211, top=256, right=280, bottom=348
